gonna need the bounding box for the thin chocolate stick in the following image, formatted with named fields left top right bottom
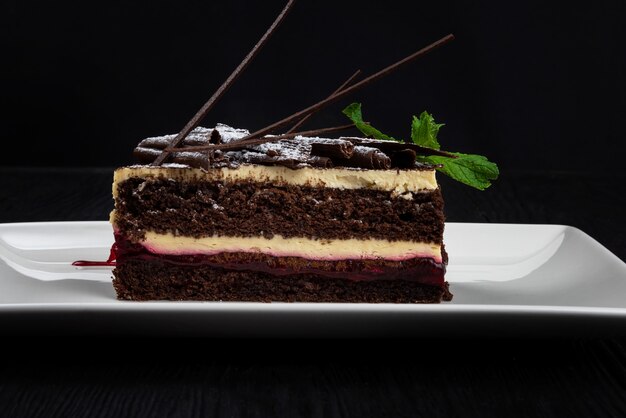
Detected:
left=237, top=34, right=454, bottom=143
left=152, top=0, right=296, bottom=166
left=239, top=123, right=355, bottom=146
left=164, top=124, right=355, bottom=153
left=286, top=69, right=362, bottom=134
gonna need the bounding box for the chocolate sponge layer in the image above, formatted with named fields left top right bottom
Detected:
left=113, top=259, right=452, bottom=303
left=114, top=177, right=445, bottom=243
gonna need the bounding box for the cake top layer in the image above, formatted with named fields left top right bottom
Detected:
left=132, top=124, right=438, bottom=171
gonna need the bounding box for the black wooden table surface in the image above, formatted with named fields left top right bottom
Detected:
left=0, top=167, right=625, bottom=417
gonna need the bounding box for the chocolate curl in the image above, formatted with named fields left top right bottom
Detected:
left=137, top=138, right=167, bottom=150
left=138, top=130, right=217, bottom=150
left=134, top=147, right=210, bottom=167
left=171, top=152, right=211, bottom=167
left=133, top=147, right=160, bottom=164
left=344, top=146, right=391, bottom=169
left=391, top=149, right=417, bottom=168
left=341, top=137, right=456, bottom=158
left=310, top=140, right=354, bottom=160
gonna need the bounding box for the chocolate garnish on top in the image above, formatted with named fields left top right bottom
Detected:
left=310, top=140, right=354, bottom=160
left=344, top=146, right=392, bottom=170
left=133, top=124, right=438, bottom=170
left=149, top=32, right=454, bottom=167
left=137, top=0, right=455, bottom=170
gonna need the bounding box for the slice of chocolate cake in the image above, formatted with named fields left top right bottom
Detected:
left=110, top=124, right=452, bottom=302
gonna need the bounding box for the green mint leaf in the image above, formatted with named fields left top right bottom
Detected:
left=342, top=103, right=499, bottom=190
left=420, top=152, right=499, bottom=190
left=342, top=103, right=399, bottom=142
left=411, top=111, right=444, bottom=150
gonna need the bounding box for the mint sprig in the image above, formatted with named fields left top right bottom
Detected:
left=343, top=103, right=499, bottom=190
left=342, top=103, right=398, bottom=142
left=419, top=153, right=499, bottom=191
left=411, top=111, right=444, bottom=150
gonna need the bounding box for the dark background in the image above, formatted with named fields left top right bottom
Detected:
left=3, top=0, right=625, bottom=170
left=2, top=3, right=626, bottom=416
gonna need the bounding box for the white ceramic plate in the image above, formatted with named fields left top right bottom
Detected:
left=0, top=221, right=625, bottom=336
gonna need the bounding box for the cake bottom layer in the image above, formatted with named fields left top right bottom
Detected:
left=113, top=259, right=453, bottom=303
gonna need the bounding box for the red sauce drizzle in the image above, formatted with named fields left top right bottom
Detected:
left=72, top=243, right=118, bottom=267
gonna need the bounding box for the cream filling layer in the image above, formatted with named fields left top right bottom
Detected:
left=113, top=165, right=438, bottom=197
left=140, top=231, right=442, bottom=262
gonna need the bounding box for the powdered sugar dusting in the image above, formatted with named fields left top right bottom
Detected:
left=295, top=136, right=352, bottom=146
left=215, top=123, right=249, bottom=143
left=138, top=125, right=249, bottom=148
left=131, top=124, right=435, bottom=171
left=249, top=136, right=312, bottom=160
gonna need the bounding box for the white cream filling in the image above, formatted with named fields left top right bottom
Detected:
left=140, top=231, right=442, bottom=262
left=113, top=165, right=438, bottom=197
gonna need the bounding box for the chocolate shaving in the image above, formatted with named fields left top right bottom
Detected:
left=310, top=140, right=354, bottom=160
left=175, top=152, right=211, bottom=168
left=135, top=147, right=211, bottom=167
left=138, top=130, right=216, bottom=150
left=133, top=147, right=161, bottom=164
left=343, top=146, right=391, bottom=169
